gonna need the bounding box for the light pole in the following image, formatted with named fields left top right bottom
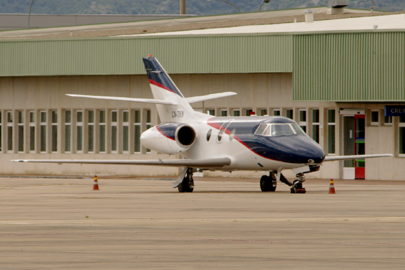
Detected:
left=180, top=0, right=186, bottom=14
left=258, top=0, right=270, bottom=12
left=28, top=0, right=35, bottom=28
left=207, top=0, right=241, bottom=13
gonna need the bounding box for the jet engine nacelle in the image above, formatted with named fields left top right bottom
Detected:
left=140, top=123, right=196, bottom=154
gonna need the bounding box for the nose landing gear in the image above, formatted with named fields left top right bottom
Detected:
left=290, top=173, right=306, bottom=194
left=178, top=168, right=194, bottom=193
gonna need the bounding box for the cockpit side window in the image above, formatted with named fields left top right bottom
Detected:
left=254, top=124, right=268, bottom=135
left=291, top=123, right=305, bottom=135
left=255, top=123, right=305, bottom=137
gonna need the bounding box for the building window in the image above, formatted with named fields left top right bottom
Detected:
left=384, top=115, right=392, bottom=125
left=88, top=110, right=94, bottom=153
left=232, top=109, right=240, bottom=117
left=327, top=109, right=336, bottom=154
left=7, top=111, right=13, bottom=152
left=64, top=110, right=71, bottom=152
left=312, top=109, right=320, bottom=143
left=76, top=111, right=83, bottom=152
left=299, top=110, right=307, bottom=133
left=259, top=109, right=267, bottom=116
left=207, top=109, right=215, bottom=116
left=51, top=110, right=57, bottom=152
left=399, top=116, right=405, bottom=155
left=146, top=110, right=151, bottom=153
left=122, top=110, right=129, bottom=152
left=29, top=111, right=35, bottom=152
left=17, top=111, right=24, bottom=152
left=273, top=109, right=281, bottom=116
left=371, top=110, right=379, bottom=126
left=99, top=110, right=106, bottom=153
left=134, top=110, right=141, bottom=153
left=40, top=111, right=47, bottom=152
left=220, top=110, right=228, bottom=117
left=245, top=109, right=253, bottom=116
left=111, top=110, right=118, bottom=152
left=286, top=109, right=293, bottom=119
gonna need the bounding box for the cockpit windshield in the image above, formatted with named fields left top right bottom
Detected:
left=254, top=123, right=305, bottom=137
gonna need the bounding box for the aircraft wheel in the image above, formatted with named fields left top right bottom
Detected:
left=178, top=177, right=194, bottom=193
left=260, top=175, right=276, bottom=192
left=292, top=180, right=303, bottom=189
left=177, top=183, right=186, bottom=193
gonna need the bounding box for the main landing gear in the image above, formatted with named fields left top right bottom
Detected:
left=178, top=168, right=194, bottom=193
left=260, top=171, right=277, bottom=192
left=260, top=171, right=306, bottom=193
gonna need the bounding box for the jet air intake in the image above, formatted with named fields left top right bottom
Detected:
left=141, top=123, right=196, bottom=154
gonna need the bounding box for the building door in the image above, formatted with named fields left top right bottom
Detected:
left=343, top=114, right=365, bottom=179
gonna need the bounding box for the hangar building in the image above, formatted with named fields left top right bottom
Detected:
left=1, top=13, right=404, bottom=180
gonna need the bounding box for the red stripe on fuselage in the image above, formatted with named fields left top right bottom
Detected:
left=156, top=126, right=175, bottom=141
left=207, top=118, right=273, bottom=161
left=149, top=79, right=177, bottom=95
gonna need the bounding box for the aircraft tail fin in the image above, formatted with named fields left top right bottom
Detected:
left=142, top=56, right=195, bottom=123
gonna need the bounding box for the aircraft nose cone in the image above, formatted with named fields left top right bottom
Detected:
left=272, top=136, right=325, bottom=164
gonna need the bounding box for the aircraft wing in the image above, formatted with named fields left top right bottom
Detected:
left=11, top=157, right=232, bottom=168
left=66, top=94, right=178, bottom=105
left=185, top=92, right=237, bottom=104
left=324, top=154, right=392, bottom=162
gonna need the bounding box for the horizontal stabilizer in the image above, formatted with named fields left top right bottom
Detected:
left=11, top=158, right=232, bottom=168
left=185, top=92, right=237, bottom=104
left=324, top=154, right=392, bottom=162
left=66, top=94, right=178, bottom=105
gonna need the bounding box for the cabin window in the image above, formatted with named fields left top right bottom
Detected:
left=206, top=129, right=212, bottom=141
left=217, top=129, right=224, bottom=142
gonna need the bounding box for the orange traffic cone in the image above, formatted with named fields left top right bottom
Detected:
left=328, top=179, right=335, bottom=194
left=93, top=175, right=99, bottom=191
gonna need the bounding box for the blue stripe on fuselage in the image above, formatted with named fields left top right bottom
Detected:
left=207, top=116, right=325, bottom=164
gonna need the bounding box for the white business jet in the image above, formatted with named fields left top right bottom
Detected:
left=13, top=56, right=392, bottom=193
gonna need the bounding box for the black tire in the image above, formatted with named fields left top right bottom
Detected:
left=260, top=175, right=270, bottom=192
left=177, top=182, right=186, bottom=193
left=292, top=180, right=302, bottom=189
left=178, top=177, right=194, bottom=193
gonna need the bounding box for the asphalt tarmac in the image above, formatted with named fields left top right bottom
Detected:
left=1, top=176, right=404, bottom=269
